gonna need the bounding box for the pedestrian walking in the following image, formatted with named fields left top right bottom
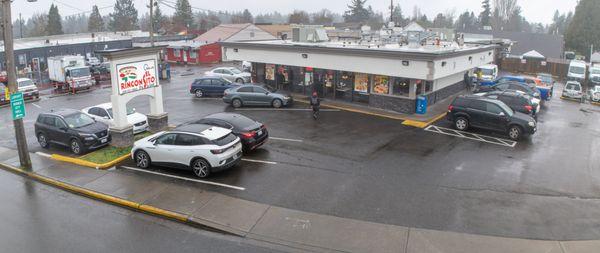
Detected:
left=464, top=71, right=471, bottom=91
left=309, top=91, right=320, bottom=120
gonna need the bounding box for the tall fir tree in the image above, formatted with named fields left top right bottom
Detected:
left=480, top=0, right=491, bottom=27
left=88, top=5, right=104, bottom=32
left=344, top=0, right=371, bottom=23
left=109, top=0, right=139, bottom=32
left=565, top=0, right=600, bottom=58
left=173, top=0, right=193, bottom=28
left=46, top=4, right=63, bottom=35
left=152, top=4, right=166, bottom=33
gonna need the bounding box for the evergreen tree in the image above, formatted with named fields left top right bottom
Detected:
left=288, top=10, right=310, bottom=24
left=241, top=9, right=253, bottom=23
left=565, top=0, right=600, bottom=58
left=390, top=4, right=405, bottom=26
left=344, top=0, right=370, bottom=23
left=88, top=5, right=104, bottom=32
left=46, top=4, right=63, bottom=35
left=173, top=0, right=193, bottom=28
left=312, top=9, right=334, bottom=26
left=152, top=4, right=167, bottom=33
left=480, top=0, right=491, bottom=26
left=109, top=0, right=139, bottom=32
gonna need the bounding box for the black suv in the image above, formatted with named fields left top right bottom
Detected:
left=188, top=113, right=268, bottom=152
left=476, top=81, right=541, bottom=99
left=477, top=90, right=539, bottom=119
left=35, top=109, right=111, bottom=154
left=447, top=95, right=537, bottom=140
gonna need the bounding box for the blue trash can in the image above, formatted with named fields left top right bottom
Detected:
left=416, top=95, right=427, bottom=115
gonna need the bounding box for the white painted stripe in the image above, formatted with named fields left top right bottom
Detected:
left=120, top=166, right=245, bottom=191
left=241, top=158, right=278, bottom=165
left=234, top=108, right=340, bottom=112
left=425, top=125, right=517, bottom=148
left=31, top=103, right=42, bottom=109
left=35, top=152, right=51, bottom=158
left=270, top=137, right=303, bottom=142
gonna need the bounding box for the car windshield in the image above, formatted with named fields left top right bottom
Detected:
left=107, top=107, right=135, bottom=118
left=63, top=112, right=95, bottom=128
left=70, top=67, right=91, bottom=77
left=570, top=66, right=585, bottom=75
left=221, top=78, right=232, bottom=84
left=479, top=68, right=494, bottom=75
left=229, top=68, right=242, bottom=74
left=537, top=75, right=552, bottom=83
left=18, top=79, right=35, bottom=87
left=566, top=83, right=581, bottom=91
left=212, top=133, right=238, bottom=146
left=262, top=84, right=278, bottom=93
left=591, top=69, right=600, bottom=75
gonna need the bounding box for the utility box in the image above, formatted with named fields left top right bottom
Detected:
left=416, top=95, right=427, bottom=115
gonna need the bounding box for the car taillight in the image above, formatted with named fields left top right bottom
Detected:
left=211, top=148, right=225, bottom=154
left=260, top=124, right=266, bottom=129
left=240, top=132, right=254, bottom=139
left=524, top=105, right=533, bottom=112
left=448, top=105, right=454, bottom=112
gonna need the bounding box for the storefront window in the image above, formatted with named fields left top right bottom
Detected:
left=265, top=64, right=275, bottom=81
left=336, top=71, right=354, bottom=102
left=190, top=49, right=197, bottom=59
left=354, top=73, right=369, bottom=94
left=372, top=75, right=389, bottom=95
left=425, top=81, right=433, bottom=93
left=173, top=49, right=181, bottom=57
left=416, top=79, right=423, bottom=96
left=392, top=77, right=410, bottom=97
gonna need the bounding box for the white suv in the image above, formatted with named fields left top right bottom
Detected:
left=131, top=124, right=242, bottom=178
left=205, top=67, right=251, bottom=83
left=562, top=81, right=583, bottom=101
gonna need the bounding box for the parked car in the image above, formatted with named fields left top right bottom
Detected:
left=16, top=78, right=40, bottom=100
left=587, top=85, right=600, bottom=102
left=562, top=81, right=583, bottom=101
left=189, top=77, right=238, bottom=98
left=205, top=67, right=251, bottom=83
left=82, top=103, right=148, bottom=134
left=34, top=109, right=110, bottom=155
left=447, top=95, right=537, bottom=140
left=536, top=73, right=555, bottom=100
left=223, top=84, right=293, bottom=108
left=187, top=113, right=268, bottom=152
left=0, top=86, right=6, bottom=105
left=589, top=66, right=600, bottom=86
left=476, top=81, right=541, bottom=102
left=475, top=90, right=540, bottom=119
left=91, top=62, right=110, bottom=84
left=131, top=124, right=242, bottom=178
left=567, top=60, right=587, bottom=82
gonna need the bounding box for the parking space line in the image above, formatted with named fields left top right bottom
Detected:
left=241, top=158, right=278, bottom=165
left=120, top=166, right=246, bottom=191
left=234, top=108, right=340, bottom=112
left=424, top=125, right=517, bottom=148
left=31, top=103, right=42, bottom=109
left=35, top=152, right=52, bottom=158
left=270, top=137, right=303, bottom=142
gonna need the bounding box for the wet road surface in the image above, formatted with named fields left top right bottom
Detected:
left=1, top=66, right=600, bottom=240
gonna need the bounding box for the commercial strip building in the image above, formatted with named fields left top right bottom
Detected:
left=222, top=39, right=496, bottom=114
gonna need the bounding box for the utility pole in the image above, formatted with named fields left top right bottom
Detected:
left=149, top=0, right=155, bottom=47
left=2, top=0, right=31, bottom=169
left=18, top=13, right=22, bottom=39
left=390, top=0, right=394, bottom=24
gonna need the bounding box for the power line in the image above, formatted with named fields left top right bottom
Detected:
left=53, top=0, right=86, bottom=12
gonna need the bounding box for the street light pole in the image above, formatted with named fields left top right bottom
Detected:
left=2, top=0, right=31, bottom=169
left=19, top=13, right=22, bottom=39
left=149, top=0, right=155, bottom=47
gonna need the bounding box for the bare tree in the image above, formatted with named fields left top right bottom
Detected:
left=494, top=0, right=518, bottom=22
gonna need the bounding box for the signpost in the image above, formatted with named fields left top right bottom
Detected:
left=10, top=92, right=25, bottom=120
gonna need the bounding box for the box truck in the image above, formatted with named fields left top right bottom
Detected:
left=48, top=55, right=93, bottom=92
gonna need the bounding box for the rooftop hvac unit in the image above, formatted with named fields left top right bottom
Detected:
left=292, top=26, right=329, bottom=43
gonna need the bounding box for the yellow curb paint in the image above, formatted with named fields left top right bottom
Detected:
left=51, top=153, right=130, bottom=170
left=559, top=96, right=582, bottom=102
left=401, top=120, right=429, bottom=128
left=0, top=162, right=191, bottom=225
left=591, top=102, right=600, bottom=106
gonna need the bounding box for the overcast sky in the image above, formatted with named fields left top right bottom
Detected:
left=11, top=0, right=578, bottom=24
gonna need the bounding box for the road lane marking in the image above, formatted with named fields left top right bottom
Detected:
left=31, top=103, right=42, bottom=109
left=35, top=152, right=52, bottom=158
left=120, top=166, right=245, bottom=191
left=270, top=137, right=303, bottom=142
left=241, top=158, right=278, bottom=165
left=234, top=108, right=340, bottom=112
left=424, top=125, right=517, bottom=148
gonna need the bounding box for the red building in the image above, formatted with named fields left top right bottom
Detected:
left=165, top=41, right=221, bottom=64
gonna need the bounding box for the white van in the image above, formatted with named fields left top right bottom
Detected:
left=568, top=60, right=587, bottom=82
left=476, top=64, right=498, bottom=82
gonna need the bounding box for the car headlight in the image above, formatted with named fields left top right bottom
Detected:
left=528, top=121, right=536, bottom=127
left=79, top=133, right=95, bottom=140
left=283, top=96, right=291, bottom=100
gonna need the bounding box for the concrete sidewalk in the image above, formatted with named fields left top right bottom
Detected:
left=0, top=147, right=597, bottom=253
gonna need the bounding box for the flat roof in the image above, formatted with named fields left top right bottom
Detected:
left=222, top=39, right=496, bottom=61
left=0, top=31, right=145, bottom=52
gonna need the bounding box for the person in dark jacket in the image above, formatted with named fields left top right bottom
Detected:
left=310, top=91, right=320, bottom=120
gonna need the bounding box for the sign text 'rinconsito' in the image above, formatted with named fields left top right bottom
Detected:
left=116, top=59, right=158, bottom=95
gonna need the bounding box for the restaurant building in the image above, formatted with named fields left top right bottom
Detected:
left=221, top=38, right=496, bottom=114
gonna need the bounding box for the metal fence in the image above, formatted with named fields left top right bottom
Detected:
left=499, top=58, right=569, bottom=80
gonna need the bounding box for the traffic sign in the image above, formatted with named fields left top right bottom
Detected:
left=10, top=92, right=25, bottom=120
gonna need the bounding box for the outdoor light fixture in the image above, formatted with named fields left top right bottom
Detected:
left=441, top=61, right=447, bottom=67
left=468, top=56, right=473, bottom=61
left=402, top=60, right=409, bottom=66
left=302, top=54, right=308, bottom=59
left=233, top=48, right=238, bottom=52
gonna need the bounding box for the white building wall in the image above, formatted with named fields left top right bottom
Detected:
left=434, top=72, right=464, bottom=90
left=432, top=49, right=494, bottom=80
left=226, top=25, right=277, bottom=42
left=224, top=47, right=431, bottom=79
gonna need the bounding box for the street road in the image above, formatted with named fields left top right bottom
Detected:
left=1, top=65, right=600, bottom=240
left=0, top=169, right=287, bottom=253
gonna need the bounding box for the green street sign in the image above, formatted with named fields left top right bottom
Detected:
left=10, top=92, right=25, bottom=120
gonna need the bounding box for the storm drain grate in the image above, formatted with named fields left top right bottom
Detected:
left=424, top=125, right=517, bottom=148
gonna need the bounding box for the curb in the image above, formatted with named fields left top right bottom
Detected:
left=402, top=112, right=447, bottom=129
left=50, top=153, right=130, bottom=170
left=559, top=96, right=583, bottom=103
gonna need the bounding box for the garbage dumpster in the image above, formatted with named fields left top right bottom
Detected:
left=416, top=95, right=427, bottom=115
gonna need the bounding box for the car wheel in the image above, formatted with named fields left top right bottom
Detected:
left=232, top=98, right=243, bottom=108
left=272, top=99, right=282, bottom=108
left=70, top=139, right=84, bottom=155
left=508, top=125, right=522, bottom=140
left=194, top=89, right=204, bottom=98
left=235, top=78, right=244, bottom=83
left=455, top=117, right=469, bottom=131
left=191, top=158, right=211, bottom=178
left=38, top=133, right=49, bottom=149
left=134, top=150, right=151, bottom=169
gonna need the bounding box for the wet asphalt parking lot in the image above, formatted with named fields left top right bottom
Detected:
left=2, top=65, right=600, bottom=240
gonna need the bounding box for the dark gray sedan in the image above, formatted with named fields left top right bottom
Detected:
left=223, top=84, right=293, bottom=108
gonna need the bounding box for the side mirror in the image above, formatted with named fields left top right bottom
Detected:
left=265, top=92, right=269, bottom=95
left=60, top=127, right=68, bottom=131
left=499, top=112, right=506, bottom=117
left=102, top=116, right=110, bottom=120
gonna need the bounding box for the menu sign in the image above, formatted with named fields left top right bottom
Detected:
left=116, top=59, right=158, bottom=95
left=372, top=75, right=389, bottom=94
left=354, top=73, right=369, bottom=94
